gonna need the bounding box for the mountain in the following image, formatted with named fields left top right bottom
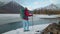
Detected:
left=55, top=4, right=60, bottom=9
left=43, top=4, right=59, bottom=10
left=33, top=4, right=60, bottom=14
left=0, top=1, right=24, bottom=14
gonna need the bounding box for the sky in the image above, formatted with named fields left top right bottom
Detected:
left=50, top=0, right=60, bottom=4
left=16, top=0, right=60, bottom=10
left=19, top=0, right=52, bottom=10
left=0, top=0, right=60, bottom=10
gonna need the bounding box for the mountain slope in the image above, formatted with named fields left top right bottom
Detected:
left=0, top=1, right=24, bottom=14
left=43, top=4, right=59, bottom=10
left=33, top=4, right=60, bottom=14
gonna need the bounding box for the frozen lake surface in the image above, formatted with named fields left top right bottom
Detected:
left=0, top=14, right=21, bottom=25
left=0, top=14, right=60, bottom=25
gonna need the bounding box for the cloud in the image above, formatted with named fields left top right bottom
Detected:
left=34, top=2, right=40, bottom=5
left=20, top=0, right=52, bottom=10
left=33, top=1, right=51, bottom=5
left=28, top=7, right=32, bottom=10
left=50, top=0, right=60, bottom=4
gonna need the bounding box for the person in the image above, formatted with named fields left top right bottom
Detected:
left=20, top=7, right=33, bottom=31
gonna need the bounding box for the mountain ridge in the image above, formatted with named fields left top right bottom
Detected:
left=33, top=4, right=60, bottom=14
left=0, top=1, right=24, bottom=14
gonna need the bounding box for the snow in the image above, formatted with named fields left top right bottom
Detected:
left=2, top=24, right=49, bottom=34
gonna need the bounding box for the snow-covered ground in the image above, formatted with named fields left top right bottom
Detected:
left=0, top=14, right=60, bottom=25
left=2, top=24, right=49, bottom=34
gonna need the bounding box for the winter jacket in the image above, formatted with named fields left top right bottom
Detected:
left=20, top=8, right=32, bottom=20
left=24, top=8, right=32, bottom=20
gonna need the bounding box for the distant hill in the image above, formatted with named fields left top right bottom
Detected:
left=0, top=1, right=24, bottom=14
left=33, top=4, right=60, bottom=14
left=42, top=4, right=59, bottom=10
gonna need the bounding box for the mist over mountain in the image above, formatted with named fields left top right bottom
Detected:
left=0, top=1, right=5, bottom=7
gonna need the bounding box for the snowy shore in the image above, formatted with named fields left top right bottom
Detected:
left=2, top=24, right=49, bottom=34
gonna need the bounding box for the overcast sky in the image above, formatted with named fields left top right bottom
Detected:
left=19, top=0, right=52, bottom=10
left=19, top=0, right=60, bottom=10
left=0, top=0, right=60, bottom=10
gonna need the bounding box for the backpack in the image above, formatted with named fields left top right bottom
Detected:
left=20, top=8, right=26, bottom=19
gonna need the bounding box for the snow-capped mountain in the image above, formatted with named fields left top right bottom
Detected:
left=0, top=1, right=24, bottom=14
left=34, top=4, right=60, bottom=11
left=33, top=4, right=60, bottom=14
left=43, top=4, right=59, bottom=10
